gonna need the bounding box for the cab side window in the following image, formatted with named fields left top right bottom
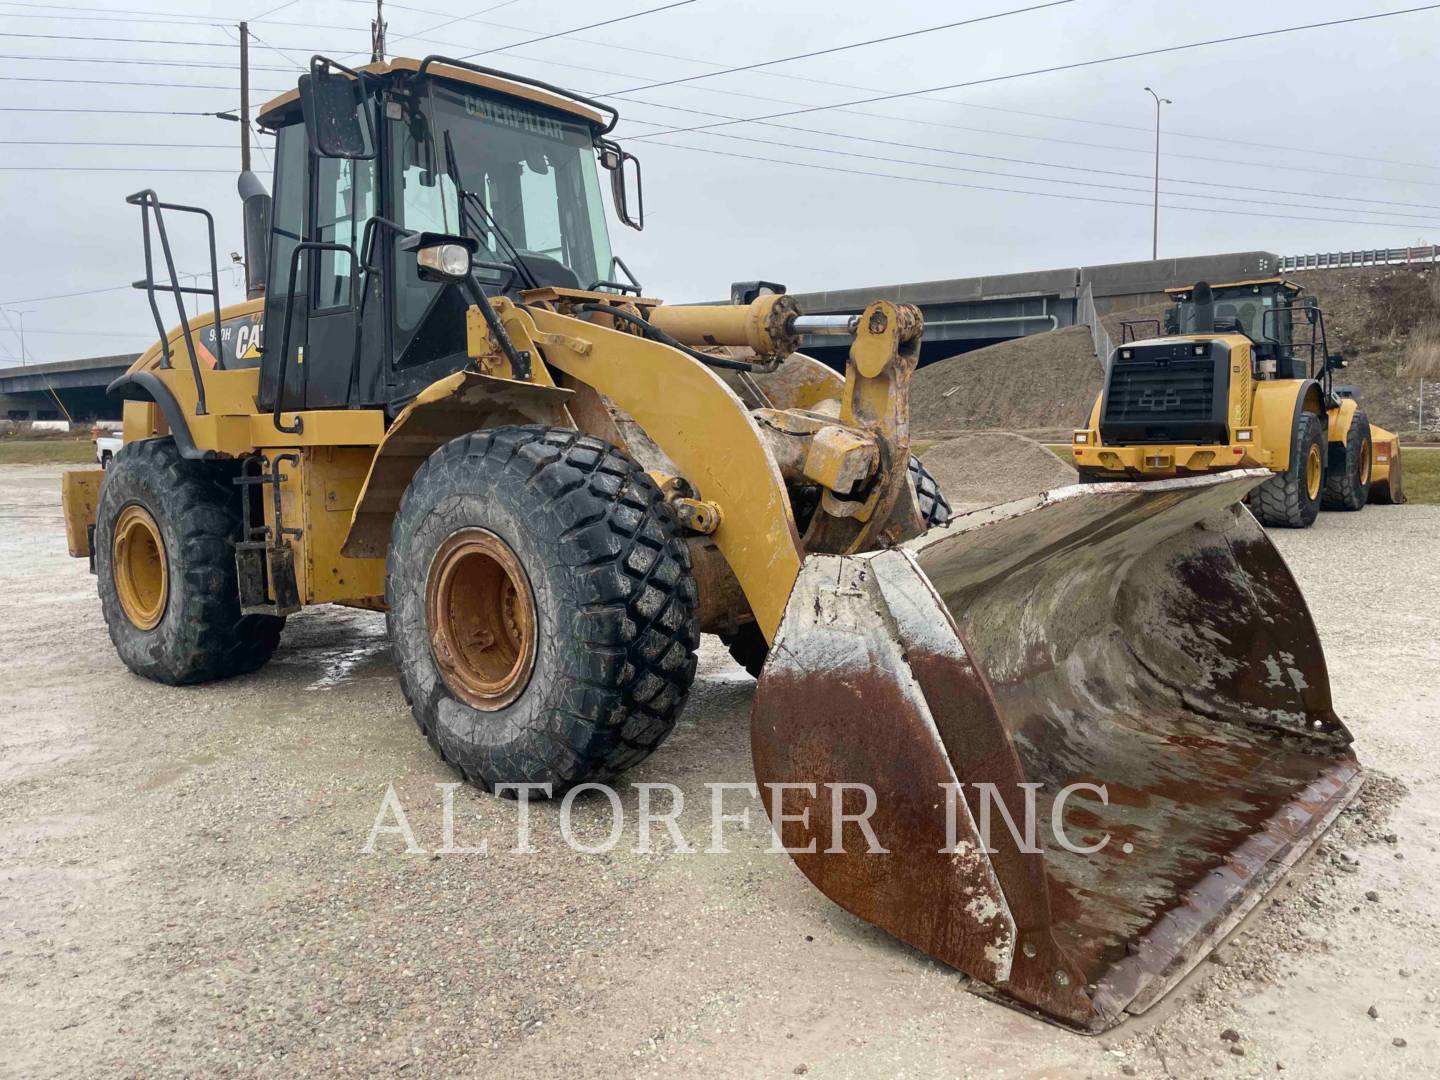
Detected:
left=314, top=156, right=376, bottom=311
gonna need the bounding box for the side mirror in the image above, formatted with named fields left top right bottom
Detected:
left=299, top=57, right=374, bottom=159
left=599, top=140, right=644, bottom=231
left=399, top=231, right=478, bottom=283
left=1327, top=354, right=1348, bottom=370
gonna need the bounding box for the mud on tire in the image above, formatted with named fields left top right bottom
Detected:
left=1250, top=411, right=1325, bottom=529
left=1322, top=409, right=1371, bottom=512
left=386, top=426, right=700, bottom=793
left=95, top=437, right=285, bottom=684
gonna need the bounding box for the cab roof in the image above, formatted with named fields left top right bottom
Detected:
left=1164, top=277, right=1303, bottom=296
left=256, top=57, right=609, bottom=131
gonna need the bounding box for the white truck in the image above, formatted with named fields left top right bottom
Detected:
left=94, top=431, right=123, bottom=468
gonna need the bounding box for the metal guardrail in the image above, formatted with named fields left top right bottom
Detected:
left=1078, top=282, right=1111, bottom=368
left=1280, top=246, right=1440, bottom=271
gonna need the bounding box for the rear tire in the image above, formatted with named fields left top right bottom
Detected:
left=386, top=426, right=699, bottom=793
left=722, top=455, right=952, bottom=679
left=1322, top=410, right=1371, bottom=511
left=1251, top=412, right=1324, bottom=529
left=95, top=438, right=284, bottom=684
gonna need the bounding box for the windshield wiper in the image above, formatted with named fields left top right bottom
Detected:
left=442, top=130, right=540, bottom=292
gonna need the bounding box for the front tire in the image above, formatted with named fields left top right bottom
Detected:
left=386, top=426, right=699, bottom=793
left=1322, top=409, right=1372, bottom=511
left=94, top=438, right=284, bottom=684
left=1251, top=411, right=1325, bottom=529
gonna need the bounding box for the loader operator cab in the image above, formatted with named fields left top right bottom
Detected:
left=1162, top=279, right=1334, bottom=386
left=253, top=56, right=643, bottom=417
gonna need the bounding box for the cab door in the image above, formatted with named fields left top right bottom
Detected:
left=305, top=154, right=376, bottom=407
left=258, top=116, right=380, bottom=413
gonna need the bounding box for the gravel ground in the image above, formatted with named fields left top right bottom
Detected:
left=1, top=463, right=1437, bottom=1079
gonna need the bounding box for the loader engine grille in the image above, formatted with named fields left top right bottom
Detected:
left=1099, top=339, right=1230, bottom=445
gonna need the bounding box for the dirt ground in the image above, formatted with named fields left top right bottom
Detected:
left=2, top=462, right=1438, bottom=1079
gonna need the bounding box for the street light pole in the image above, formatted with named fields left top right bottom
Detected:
left=1144, top=86, right=1171, bottom=261
left=1, top=308, right=35, bottom=365
left=239, top=21, right=252, bottom=174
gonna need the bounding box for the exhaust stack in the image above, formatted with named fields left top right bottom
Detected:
left=238, top=170, right=271, bottom=300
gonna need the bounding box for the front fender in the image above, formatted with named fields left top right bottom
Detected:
left=1251, top=379, right=1322, bottom=472
left=340, top=370, right=574, bottom=559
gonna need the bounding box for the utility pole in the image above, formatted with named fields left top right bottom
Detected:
left=239, top=21, right=252, bottom=174
left=1144, top=87, right=1171, bottom=261
left=371, top=0, right=386, bottom=63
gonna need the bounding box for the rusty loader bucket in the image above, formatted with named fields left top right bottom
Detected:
left=752, top=470, right=1360, bottom=1031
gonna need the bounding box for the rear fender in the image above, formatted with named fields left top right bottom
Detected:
left=106, top=371, right=208, bottom=460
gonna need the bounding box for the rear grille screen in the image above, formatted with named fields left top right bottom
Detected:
left=1105, top=358, right=1215, bottom=423
left=1099, top=341, right=1230, bottom=445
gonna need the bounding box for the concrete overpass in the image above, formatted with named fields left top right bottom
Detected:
left=0, top=249, right=1284, bottom=419
left=785, top=249, right=1280, bottom=366
left=0, top=354, right=137, bottom=421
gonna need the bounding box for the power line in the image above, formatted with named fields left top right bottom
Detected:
left=248, top=0, right=300, bottom=19
left=456, top=0, right=700, bottom=60
left=0, top=31, right=238, bottom=46
left=0, top=284, right=132, bottom=306
left=0, top=75, right=284, bottom=92
left=614, top=95, right=1440, bottom=202
left=0, top=140, right=241, bottom=148
left=237, top=24, right=306, bottom=72
left=0, top=107, right=235, bottom=115
left=0, top=53, right=294, bottom=73
left=403, top=27, right=1440, bottom=189
left=643, top=140, right=1440, bottom=232
left=0, top=166, right=233, bottom=172
left=381, top=0, right=529, bottom=53
left=612, top=0, right=1073, bottom=95
left=610, top=90, right=1440, bottom=191
left=0, top=3, right=368, bottom=34
left=413, top=36, right=1440, bottom=190
left=665, top=127, right=1440, bottom=225
left=630, top=5, right=1440, bottom=140
left=374, top=6, right=1440, bottom=172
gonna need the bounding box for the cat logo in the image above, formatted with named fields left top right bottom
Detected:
left=1137, top=388, right=1182, bottom=412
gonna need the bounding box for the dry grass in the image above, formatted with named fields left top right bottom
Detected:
left=1403, top=446, right=1440, bottom=504
left=0, top=438, right=94, bottom=465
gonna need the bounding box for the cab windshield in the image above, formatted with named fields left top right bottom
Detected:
left=1174, top=288, right=1287, bottom=343
left=401, top=81, right=612, bottom=289
left=389, top=80, right=614, bottom=371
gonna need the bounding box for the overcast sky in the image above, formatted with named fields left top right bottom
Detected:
left=1, top=0, right=1437, bottom=364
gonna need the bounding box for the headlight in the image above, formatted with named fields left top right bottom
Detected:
left=1236, top=429, right=1253, bottom=442
left=416, top=242, right=472, bottom=280
left=1073, top=431, right=1089, bottom=444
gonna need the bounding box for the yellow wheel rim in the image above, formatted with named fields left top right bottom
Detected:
left=113, top=504, right=168, bottom=630
left=1305, top=444, right=1323, bottom=501
left=426, top=528, right=538, bottom=711
left=1360, top=438, right=1372, bottom=486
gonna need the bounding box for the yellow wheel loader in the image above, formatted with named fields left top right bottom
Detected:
left=59, top=56, right=1363, bottom=1032
left=1073, top=278, right=1405, bottom=526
